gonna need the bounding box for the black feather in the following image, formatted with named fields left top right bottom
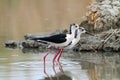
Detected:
left=31, top=34, right=67, bottom=43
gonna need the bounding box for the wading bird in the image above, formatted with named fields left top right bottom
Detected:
left=29, top=24, right=79, bottom=62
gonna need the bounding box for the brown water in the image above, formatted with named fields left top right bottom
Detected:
left=0, top=0, right=91, bottom=40
left=0, top=0, right=120, bottom=80
left=0, top=49, right=120, bottom=80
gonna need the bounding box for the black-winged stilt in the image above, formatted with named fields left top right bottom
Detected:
left=29, top=24, right=94, bottom=79
left=52, top=27, right=93, bottom=62
left=29, top=23, right=79, bottom=62
left=64, top=27, right=93, bottom=49
left=30, top=24, right=78, bottom=47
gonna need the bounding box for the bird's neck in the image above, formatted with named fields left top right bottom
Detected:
left=71, top=30, right=76, bottom=37
left=77, top=33, right=82, bottom=39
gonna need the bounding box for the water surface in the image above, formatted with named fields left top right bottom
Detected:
left=0, top=48, right=120, bottom=80
left=0, top=0, right=120, bottom=80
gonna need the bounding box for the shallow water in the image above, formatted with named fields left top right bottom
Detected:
left=0, top=48, right=120, bottom=80
left=0, top=0, right=120, bottom=80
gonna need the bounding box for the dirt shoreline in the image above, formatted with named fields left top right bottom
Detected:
left=5, top=29, right=120, bottom=52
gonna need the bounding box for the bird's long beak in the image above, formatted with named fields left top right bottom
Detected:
left=85, top=31, right=95, bottom=36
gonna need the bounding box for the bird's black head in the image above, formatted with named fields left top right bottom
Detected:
left=79, top=27, right=94, bottom=36
left=69, top=23, right=79, bottom=34
left=79, top=27, right=86, bottom=33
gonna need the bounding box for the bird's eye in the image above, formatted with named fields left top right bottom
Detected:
left=81, top=29, right=84, bottom=31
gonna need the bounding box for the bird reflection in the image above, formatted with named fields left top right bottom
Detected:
left=43, top=47, right=54, bottom=80
left=43, top=53, right=64, bottom=80
left=43, top=63, right=73, bottom=80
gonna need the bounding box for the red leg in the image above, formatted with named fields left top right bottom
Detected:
left=44, top=61, right=53, bottom=80
left=43, top=46, right=54, bottom=80
left=43, top=46, right=54, bottom=61
left=52, top=62, right=60, bottom=80
left=58, top=61, right=64, bottom=73
left=52, top=48, right=61, bottom=64
left=57, top=49, right=63, bottom=62
left=57, top=49, right=64, bottom=73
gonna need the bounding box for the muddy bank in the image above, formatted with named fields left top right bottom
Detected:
left=79, top=29, right=120, bottom=52
left=5, top=29, right=120, bottom=52
left=80, top=0, right=120, bottom=32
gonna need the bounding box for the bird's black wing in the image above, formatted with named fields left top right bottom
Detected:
left=30, top=34, right=67, bottom=43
